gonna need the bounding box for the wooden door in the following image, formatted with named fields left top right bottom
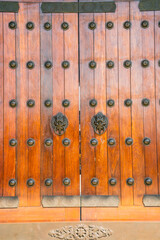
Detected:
left=0, top=0, right=160, bottom=224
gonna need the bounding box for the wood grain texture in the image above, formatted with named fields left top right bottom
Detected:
left=0, top=13, right=3, bottom=197
left=40, top=11, right=53, bottom=197
left=106, top=8, right=120, bottom=196
left=118, top=2, right=133, bottom=206
left=3, top=13, right=16, bottom=197
left=141, top=11, right=158, bottom=195
left=16, top=3, right=29, bottom=206
left=130, top=1, right=145, bottom=205
left=27, top=3, right=41, bottom=206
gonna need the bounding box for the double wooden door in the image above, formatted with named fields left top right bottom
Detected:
left=0, top=0, right=160, bottom=222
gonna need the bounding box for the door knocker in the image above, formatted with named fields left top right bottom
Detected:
left=51, top=112, right=68, bottom=136
left=91, top=112, right=108, bottom=135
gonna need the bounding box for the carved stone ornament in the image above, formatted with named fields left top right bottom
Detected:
left=48, top=224, right=112, bottom=240
left=51, top=112, right=68, bottom=136
left=91, top=112, right=108, bottom=135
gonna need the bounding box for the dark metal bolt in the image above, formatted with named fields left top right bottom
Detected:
left=109, top=178, right=117, bottom=186
left=124, top=99, right=132, bottom=107
left=27, top=99, right=35, bottom=107
left=106, top=61, right=114, bottom=69
left=88, top=21, right=96, bottom=30
left=62, top=99, right=70, bottom=108
left=44, top=22, right=52, bottom=30
left=44, top=61, right=52, bottom=69
left=142, top=98, right=150, bottom=106
left=91, top=177, right=99, bottom=186
left=126, top=178, right=134, bottom=186
left=89, top=61, right=96, bottom=69
left=141, top=59, right=149, bottom=68
left=9, top=21, right=17, bottom=29
left=27, top=138, right=35, bottom=147
left=108, top=138, right=116, bottom=146
left=144, top=177, right=152, bottom=186
left=106, top=21, right=114, bottom=29
left=45, top=138, right=53, bottom=147
left=125, top=137, right=133, bottom=146
left=124, top=60, right=132, bottom=68
left=61, top=22, right=69, bottom=30
left=45, top=178, right=53, bottom=186
left=27, top=178, right=35, bottom=187
left=44, top=99, right=52, bottom=107
left=27, top=61, right=35, bottom=69
left=143, top=137, right=151, bottom=146
left=62, top=138, right=70, bottom=147
left=9, top=99, right=17, bottom=108
left=9, top=139, right=17, bottom=147
left=107, top=99, right=115, bottom=107
left=9, top=60, right=17, bottom=69
left=63, top=177, right=71, bottom=186
left=141, top=20, right=149, bottom=28
left=89, top=99, right=97, bottom=107
left=9, top=179, right=17, bottom=187
left=123, top=21, right=131, bottom=29
left=62, top=61, right=70, bottom=69
left=26, top=21, right=34, bottom=30
left=90, top=138, right=98, bottom=147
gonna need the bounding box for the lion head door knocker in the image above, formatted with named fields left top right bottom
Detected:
left=51, top=112, right=68, bottom=136
left=91, top=112, right=108, bottom=135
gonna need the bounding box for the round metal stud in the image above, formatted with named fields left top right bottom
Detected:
left=62, top=61, right=70, bottom=69
left=27, top=138, right=35, bottom=147
left=141, top=20, right=149, bottom=28
left=26, top=61, right=35, bottom=69
left=142, top=98, right=150, bottom=107
left=109, top=178, right=117, bottom=186
left=44, top=99, right=52, bottom=107
left=107, top=99, right=115, bottom=107
left=44, top=22, right=52, bottom=30
left=124, top=99, right=132, bottom=107
left=88, top=22, right=96, bottom=30
left=106, top=61, right=114, bottom=69
left=62, top=99, right=70, bottom=108
left=89, top=99, right=97, bottom=107
left=89, top=61, right=96, bottom=69
left=106, top=21, right=114, bottom=29
left=44, top=61, right=52, bottom=69
left=61, top=22, right=69, bottom=30
left=9, top=138, right=17, bottom=147
left=126, top=178, right=134, bottom=186
left=62, top=138, right=70, bottom=147
left=63, top=177, right=71, bottom=186
left=123, top=21, right=131, bottom=29
left=9, top=60, right=17, bottom=69
left=124, top=60, right=132, bottom=68
left=125, top=137, right=133, bottom=146
left=108, top=138, right=116, bottom=146
left=27, top=99, right=35, bottom=108
left=158, top=21, right=160, bottom=28
left=9, top=21, right=17, bottom=29
left=91, top=177, right=99, bottom=186
left=45, top=178, right=53, bottom=187
left=9, top=99, right=17, bottom=108
left=9, top=179, right=17, bottom=187
left=158, top=60, right=160, bottom=67
left=90, top=138, right=98, bottom=147
left=143, top=137, right=151, bottom=146
left=26, top=21, right=34, bottom=30
left=27, top=178, right=35, bottom=187
left=144, top=177, right=152, bottom=186
left=45, top=138, right=53, bottom=147
left=141, top=59, right=149, bottom=68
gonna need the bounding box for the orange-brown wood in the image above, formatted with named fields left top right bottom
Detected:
left=27, top=3, right=41, bottom=206
left=16, top=3, right=29, bottom=206
left=106, top=9, right=120, bottom=196
left=40, top=11, right=53, bottom=197
left=130, top=1, right=145, bottom=205
left=0, top=13, right=3, bottom=197
left=118, top=2, right=133, bottom=206
left=141, top=11, right=158, bottom=195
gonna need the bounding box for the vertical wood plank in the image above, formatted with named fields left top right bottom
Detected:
left=52, top=13, right=65, bottom=196
left=142, top=11, right=158, bottom=195
left=40, top=11, right=53, bottom=197
left=118, top=2, right=133, bottom=206
left=94, top=13, right=108, bottom=195
left=106, top=9, right=120, bottom=196
left=27, top=3, right=40, bottom=206
left=155, top=12, right=160, bottom=195
left=0, top=13, right=3, bottom=197
left=3, top=13, right=16, bottom=197
left=16, top=3, right=29, bottom=206
left=80, top=12, right=95, bottom=195
left=130, top=2, right=145, bottom=205
left=64, top=12, right=79, bottom=195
